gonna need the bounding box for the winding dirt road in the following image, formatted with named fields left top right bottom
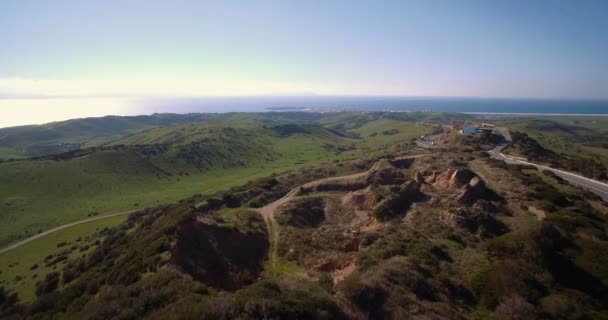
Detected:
left=251, top=155, right=424, bottom=270
left=0, top=210, right=134, bottom=255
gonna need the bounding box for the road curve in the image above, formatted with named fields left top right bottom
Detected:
left=0, top=210, right=134, bottom=255
left=492, top=151, right=608, bottom=201
left=489, top=127, right=608, bottom=201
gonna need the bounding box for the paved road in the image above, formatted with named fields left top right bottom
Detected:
left=416, top=125, right=451, bottom=149
left=489, top=127, right=608, bottom=201
left=0, top=210, right=134, bottom=255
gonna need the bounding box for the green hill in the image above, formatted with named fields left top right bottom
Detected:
left=2, top=148, right=607, bottom=319
left=0, top=119, right=360, bottom=247
left=0, top=113, right=212, bottom=159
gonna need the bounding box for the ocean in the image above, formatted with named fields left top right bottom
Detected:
left=3, top=96, right=608, bottom=128
left=136, top=96, right=608, bottom=115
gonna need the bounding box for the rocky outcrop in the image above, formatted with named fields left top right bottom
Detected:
left=345, top=186, right=383, bottom=209
left=276, top=197, right=326, bottom=227
left=424, top=168, right=476, bottom=189
left=367, top=167, right=408, bottom=186
left=458, top=176, right=489, bottom=204
left=440, top=200, right=509, bottom=237
left=451, top=169, right=477, bottom=187
left=371, top=180, right=422, bottom=221
left=422, top=168, right=496, bottom=204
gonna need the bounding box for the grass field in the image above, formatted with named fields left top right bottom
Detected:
left=0, top=214, right=128, bottom=302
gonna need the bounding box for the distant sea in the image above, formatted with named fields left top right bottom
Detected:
left=2, top=96, right=607, bottom=128
left=137, top=96, right=608, bottom=115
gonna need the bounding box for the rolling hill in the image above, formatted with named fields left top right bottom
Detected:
left=0, top=118, right=374, bottom=247
left=0, top=113, right=213, bottom=159
left=2, top=147, right=607, bottom=319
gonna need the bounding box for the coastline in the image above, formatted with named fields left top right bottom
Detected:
left=461, top=112, right=608, bottom=116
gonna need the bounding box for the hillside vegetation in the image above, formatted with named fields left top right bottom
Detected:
left=499, top=118, right=608, bottom=179
left=3, top=112, right=607, bottom=320
left=0, top=114, right=216, bottom=159
left=504, top=131, right=607, bottom=180
left=0, top=113, right=433, bottom=247
left=2, top=148, right=607, bottom=319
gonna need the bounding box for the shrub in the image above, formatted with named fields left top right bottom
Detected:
left=341, top=273, right=388, bottom=318
left=494, top=294, right=535, bottom=320
left=470, top=261, right=544, bottom=309
left=317, top=273, right=334, bottom=293
left=35, top=272, right=60, bottom=296
left=0, top=286, right=19, bottom=307
left=30, top=293, right=58, bottom=314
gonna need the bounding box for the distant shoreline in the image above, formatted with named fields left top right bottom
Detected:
left=461, top=112, right=608, bottom=116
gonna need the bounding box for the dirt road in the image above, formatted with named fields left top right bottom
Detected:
left=0, top=210, right=134, bottom=255
left=251, top=155, right=424, bottom=269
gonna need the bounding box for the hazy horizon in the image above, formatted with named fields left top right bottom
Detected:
left=2, top=95, right=608, bottom=129
left=1, top=0, right=607, bottom=127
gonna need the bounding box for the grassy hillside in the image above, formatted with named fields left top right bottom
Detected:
left=0, top=113, right=213, bottom=159
left=495, top=119, right=608, bottom=179
left=1, top=112, right=435, bottom=248
left=0, top=111, right=443, bottom=160
left=0, top=215, right=128, bottom=302
left=2, top=112, right=608, bottom=319
left=499, top=119, right=608, bottom=166
left=2, top=150, right=607, bottom=319
left=0, top=118, right=369, bottom=247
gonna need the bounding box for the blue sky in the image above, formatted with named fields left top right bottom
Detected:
left=0, top=0, right=607, bottom=126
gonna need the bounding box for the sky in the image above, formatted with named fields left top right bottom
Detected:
left=0, top=0, right=607, bottom=127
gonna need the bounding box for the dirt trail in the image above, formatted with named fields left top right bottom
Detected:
left=255, top=161, right=382, bottom=219
left=252, top=154, right=426, bottom=271
left=0, top=210, right=134, bottom=255
left=253, top=157, right=393, bottom=220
